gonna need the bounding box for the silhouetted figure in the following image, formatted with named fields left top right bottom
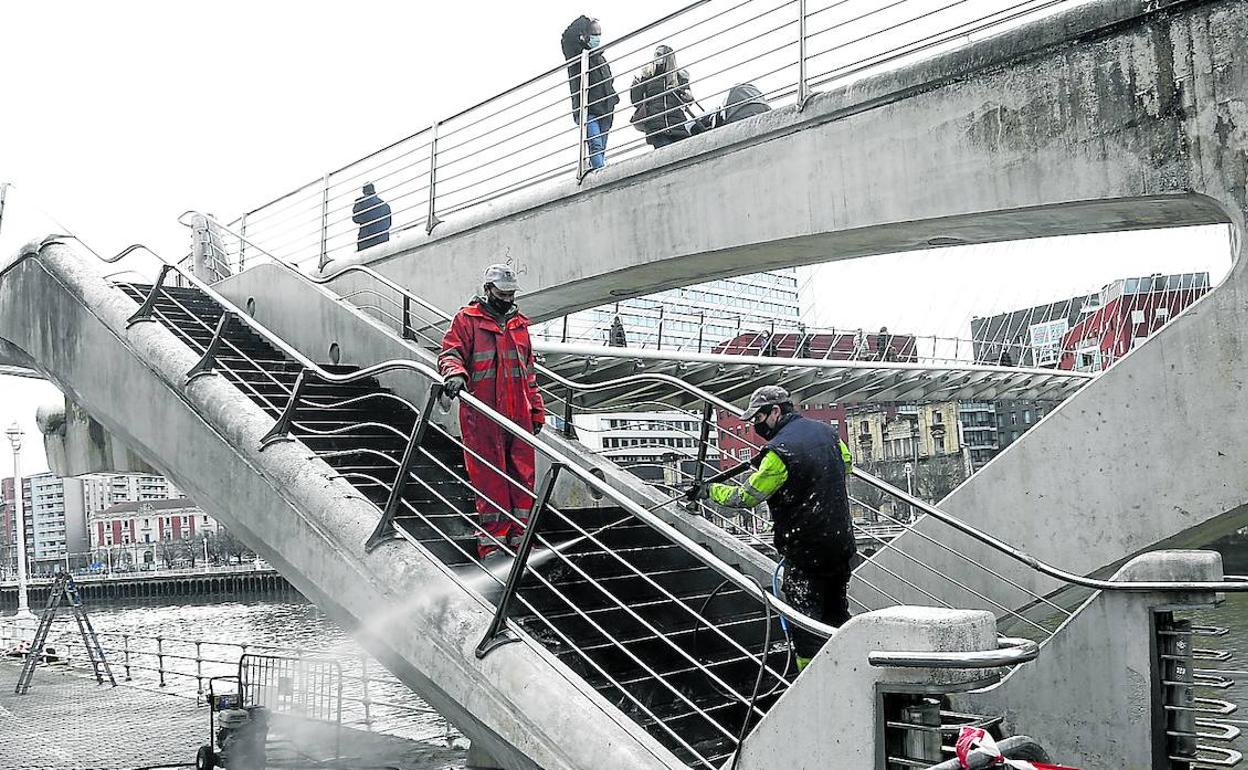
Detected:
left=630, top=45, right=695, bottom=149
left=352, top=183, right=392, bottom=251
left=876, top=327, right=890, bottom=361
left=608, top=315, right=628, bottom=347
left=999, top=349, right=1013, bottom=367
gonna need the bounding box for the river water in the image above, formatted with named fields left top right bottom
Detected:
left=31, top=597, right=459, bottom=745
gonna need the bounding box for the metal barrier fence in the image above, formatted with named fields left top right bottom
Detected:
left=0, top=622, right=456, bottom=744
left=219, top=0, right=1082, bottom=273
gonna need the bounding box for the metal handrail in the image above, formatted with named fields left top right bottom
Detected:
left=868, top=636, right=1039, bottom=668
left=851, top=468, right=1248, bottom=593
left=66, top=236, right=837, bottom=640
left=157, top=218, right=1248, bottom=600
left=179, top=211, right=752, bottom=416
left=217, top=0, right=1089, bottom=270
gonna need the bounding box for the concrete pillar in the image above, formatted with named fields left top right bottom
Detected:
left=466, top=740, right=504, bottom=770
left=735, top=606, right=999, bottom=769
left=960, top=550, right=1225, bottom=768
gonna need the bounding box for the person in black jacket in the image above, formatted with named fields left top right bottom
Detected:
left=687, top=386, right=856, bottom=670
left=561, top=16, right=619, bottom=171
left=352, top=183, right=392, bottom=251
left=630, top=45, right=695, bottom=149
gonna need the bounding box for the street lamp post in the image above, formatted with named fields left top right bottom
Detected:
left=5, top=421, right=35, bottom=620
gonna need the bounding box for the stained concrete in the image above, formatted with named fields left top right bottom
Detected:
left=332, top=0, right=1236, bottom=325
left=957, top=550, right=1224, bottom=768
left=735, top=606, right=1000, bottom=769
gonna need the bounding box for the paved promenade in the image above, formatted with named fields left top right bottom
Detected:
left=0, top=659, right=467, bottom=770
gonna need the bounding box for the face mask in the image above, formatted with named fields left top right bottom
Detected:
left=587, top=34, right=602, bottom=49
left=753, top=411, right=777, bottom=440
left=487, top=294, right=514, bottom=314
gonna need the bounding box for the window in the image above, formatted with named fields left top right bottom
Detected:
left=1131, top=309, right=1145, bottom=324
left=1010, top=413, right=1018, bottom=426
left=1023, top=410, right=1032, bottom=424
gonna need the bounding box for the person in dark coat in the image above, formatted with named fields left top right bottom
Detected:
left=687, top=386, right=856, bottom=670
left=630, top=45, right=695, bottom=149
left=608, top=315, right=627, bottom=347
left=561, top=16, right=619, bottom=170
left=352, top=183, right=392, bottom=251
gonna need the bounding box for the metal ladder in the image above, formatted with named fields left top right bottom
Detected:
left=14, top=573, right=116, bottom=694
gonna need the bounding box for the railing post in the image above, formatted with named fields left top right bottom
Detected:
left=186, top=311, right=236, bottom=382
left=318, top=172, right=331, bottom=271
left=426, top=121, right=442, bottom=234
left=475, top=463, right=564, bottom=658
left=365, top=383, right=444, bottom=551
left=402, top=295, right=414, bottom=340
left=0, top=183, right=9, bottom=239
left=561, top=315, right=568, bottom=344
left=577, top=49, right=590, bottom=182
left=562, top=388, right=578, bottom=439
left=359, top=654, right=373, bottom=731
left=125, top=264, right=175, bottom=327
left=797, top=0, right=810, bottom=108
left=690, top=403, right=714, bottom=512
left=260, top=369, right=311, bottom=447
left=156, top=636, right=166, bottom=687
left=195, top=640, right=204, bottom=701
left=238, top=213, right=248, bottom=272
left=123, top=634, right=132, bottom=681
left=657, top=305, right=665, bottom=350
left=697, top=312, right=705, bottom=353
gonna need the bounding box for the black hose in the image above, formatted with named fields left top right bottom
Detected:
left=730, top=575, right=772, bottom=770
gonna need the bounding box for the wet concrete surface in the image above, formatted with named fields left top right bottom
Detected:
left=0, top=659, right=467, bottom=770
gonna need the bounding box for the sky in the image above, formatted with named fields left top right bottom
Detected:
left=0, top=0, right=1237, bottom=474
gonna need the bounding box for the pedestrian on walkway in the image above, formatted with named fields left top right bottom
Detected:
left=352, top=183, right=392, bottom=251
left=686, top=385, right=856, bottom=670
left=439, top=264, right=546, bottom=560
left=630, top=45, right=695, bottom=149
left=562, top=15, right=619, bottom=171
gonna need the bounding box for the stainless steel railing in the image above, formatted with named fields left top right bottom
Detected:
left=0, top=622, right=454, bottom=742
left=154, top=219, right=1248, bottom=599
left=217, top=0, right=1088, bottom=273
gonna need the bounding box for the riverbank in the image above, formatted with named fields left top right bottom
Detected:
left=0, top=658, right=467, bottom=770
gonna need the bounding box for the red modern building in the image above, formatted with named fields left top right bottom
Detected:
left=1058, top=272, right=1211, bottom=372
left=712, top=330, right=917, bottom=468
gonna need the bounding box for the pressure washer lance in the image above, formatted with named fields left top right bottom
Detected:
left=474, top=461, right=754, bottom=588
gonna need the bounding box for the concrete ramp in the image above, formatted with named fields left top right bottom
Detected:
left=0, top=240, right=693, bottom=770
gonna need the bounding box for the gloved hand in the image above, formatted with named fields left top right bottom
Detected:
left=683, top=483, right=705, bottom=502
left=443, top=374, right=467, bottom=399
left=532, top=422, right=544, bottom=436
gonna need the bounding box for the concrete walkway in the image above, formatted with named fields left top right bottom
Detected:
left=0, top=659, right=467, bottom=770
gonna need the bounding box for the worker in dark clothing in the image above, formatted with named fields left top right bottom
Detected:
left=630, top=45, right=695, bottom=149
left=352, top=183, right=392, bottom=251
left=561, top=15, right=619, bottom=170
left=687, top=385, right=856, bottom=670
left=439, top=264, right=545, bottom=559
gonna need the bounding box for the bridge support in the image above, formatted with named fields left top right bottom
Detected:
left=734, top=606, right=1000, bottom=769
left=959, top=550, right=1228, bottom=768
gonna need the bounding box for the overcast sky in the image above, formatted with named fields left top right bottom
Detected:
left=0, top=0, right=1236, bottom=475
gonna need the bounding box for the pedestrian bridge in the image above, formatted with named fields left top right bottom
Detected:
left=4, top=0, right=1248, bottom=767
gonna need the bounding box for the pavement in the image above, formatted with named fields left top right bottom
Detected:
left=0, top=659, right=468, bottom=770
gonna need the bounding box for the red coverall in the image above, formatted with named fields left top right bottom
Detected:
left=438, top=299, right=545, bottom=558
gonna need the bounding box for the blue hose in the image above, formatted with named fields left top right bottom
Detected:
left=771, top=558, right=790, bottom=640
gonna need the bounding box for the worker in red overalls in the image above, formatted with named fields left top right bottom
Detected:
left=439, top=264, right=545, bottom=560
